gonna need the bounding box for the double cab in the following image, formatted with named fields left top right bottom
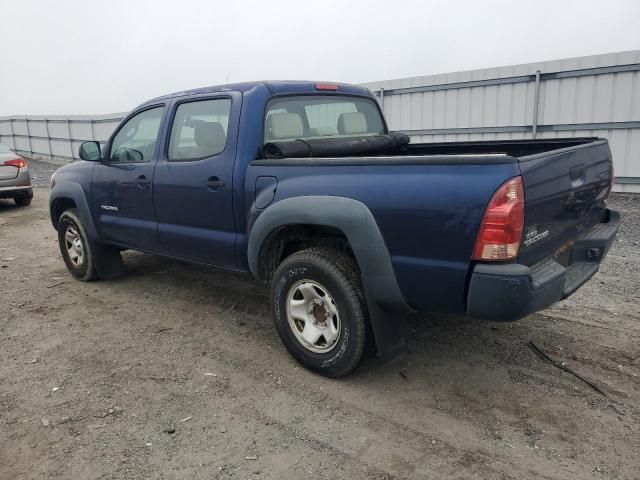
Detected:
left=49, top=81, right=619, bottom=377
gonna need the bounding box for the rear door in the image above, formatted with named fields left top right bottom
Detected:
left=91, top=105, right=165, bottom=251
left=517, top=140, right=613, bottom=266
left=153, top=93, right=240, bottom=267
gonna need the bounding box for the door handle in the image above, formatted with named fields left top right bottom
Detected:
left=569, top=165, right=586, bottom=188
left=136, top=175, right=151, bottom=185
left=205, top=177, right=225, bottom=190
left=569, top=165, right=585, bottom=180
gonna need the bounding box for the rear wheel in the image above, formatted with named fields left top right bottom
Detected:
left=14, top=196, right=32, bottom=207
left=57, top=209, right=98, bottom=281
left=270, top=247, right=367, bottom=378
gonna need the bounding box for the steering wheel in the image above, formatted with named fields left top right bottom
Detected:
left=112, top=146, right=144, bottom=162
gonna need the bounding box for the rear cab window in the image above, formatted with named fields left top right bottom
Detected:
left=264, top=95, right=385, bottom=143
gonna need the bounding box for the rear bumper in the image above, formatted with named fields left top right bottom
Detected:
left=0, top=168, right=32, bottom=198
left=0, top=185, right=33, bottom=199
left=466, top=209, right=620, bottom=321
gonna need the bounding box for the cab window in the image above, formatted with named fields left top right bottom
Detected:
left=168, top=99, right=231, bottom=161
left=110, top=107, right=164, bottom=163
left=264, top=95, right=384, bottom=142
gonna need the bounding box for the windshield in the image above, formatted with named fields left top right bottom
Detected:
left=0, top=144, right=12, bottom=154
left=264, top=95, right=385, bottom=143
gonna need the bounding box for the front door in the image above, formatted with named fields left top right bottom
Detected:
left=153, top=94, right=240, bottom=267
left=91, top=105, right=165, bottom=251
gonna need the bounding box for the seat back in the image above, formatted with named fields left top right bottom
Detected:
left=194, top=121, right=226, bottom=154
left=337, top=112, right=368, bottom=135
left=266, top=113, right=304, bottom=140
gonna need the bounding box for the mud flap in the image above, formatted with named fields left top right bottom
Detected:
left=365, top=288, right=408, bottom=363
left=93, top=244, right=125, bottom=280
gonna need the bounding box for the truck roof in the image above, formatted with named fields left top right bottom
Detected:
left=140, top=81, right=373, bottom=107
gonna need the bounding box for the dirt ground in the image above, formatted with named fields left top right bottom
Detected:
left=1, top=174, right=639, bottom=479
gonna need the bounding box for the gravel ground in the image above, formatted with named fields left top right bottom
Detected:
left=0, top=179, right=638, bottom=479
left=26, top=159, right=60, bottom=188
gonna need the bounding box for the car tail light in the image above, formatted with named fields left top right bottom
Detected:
left=473, top=176, right=525, bottom=261
left=4, top=157, right=26, bottom=169
left=315, top=82, right=338, bottom=91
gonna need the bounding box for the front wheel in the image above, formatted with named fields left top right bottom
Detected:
left=57, top=208, right=98, bottom=281
left=270, top=248, right=367, bottom=378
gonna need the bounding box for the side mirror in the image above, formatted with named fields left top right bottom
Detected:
left=79, top=141, right=102, bottom=161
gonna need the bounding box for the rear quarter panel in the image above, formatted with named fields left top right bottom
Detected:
left=245, top=161, right=520, bottom=312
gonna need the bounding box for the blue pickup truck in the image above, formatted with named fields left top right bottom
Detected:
left=49, top=81, right=619, bottom=377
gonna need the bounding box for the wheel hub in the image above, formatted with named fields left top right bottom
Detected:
left=311, top=301, right=328, bottom=325
left=285, top=280, right=341, bottom=353
left=64, top=226, right=84, bottom=267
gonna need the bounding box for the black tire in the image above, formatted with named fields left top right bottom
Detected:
left=270, top=247, right=367, bottom=378
left=14, top=196, right=32, bottom=207
left=57, top=208, right=98, bottom=281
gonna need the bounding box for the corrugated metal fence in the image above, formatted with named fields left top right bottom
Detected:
left=0, top=113, right=124, bottom=164
left=363, top=50, right=640, bottom=192
left=1, top=51, right=639, bottom=191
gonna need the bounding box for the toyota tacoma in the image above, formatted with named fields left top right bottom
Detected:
left=49, top=81, right=619, bottom=377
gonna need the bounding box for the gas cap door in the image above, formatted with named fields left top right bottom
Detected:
left=255, top=176, right=278, bottom=209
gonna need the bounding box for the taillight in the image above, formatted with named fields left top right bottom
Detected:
left=473, top=176, right=525, bottom=261
left=4, top=157, right=26, bottom=169
left=315, top=82, right=338, bottom=91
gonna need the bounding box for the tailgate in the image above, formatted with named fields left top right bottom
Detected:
left=517, top=140, right=613, bottom=266
left=0, top=165, right=19, bottom=181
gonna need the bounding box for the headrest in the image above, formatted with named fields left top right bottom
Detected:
left=337, top=112, right=368, bottom=135
left=267, top=113, right=303, bottom=140
left=194, top=122, right=226, bottom=150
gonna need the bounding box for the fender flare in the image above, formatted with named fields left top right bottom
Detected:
left=49, top=181, right=99, bottom=240
left=247, top=195, right=409, bottom=313
left=49, top=181, right=124, bottom=279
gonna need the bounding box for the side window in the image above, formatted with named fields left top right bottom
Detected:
left=110, top=107, right=164, bottom=163
left=168, top=98, right=231, bottom=161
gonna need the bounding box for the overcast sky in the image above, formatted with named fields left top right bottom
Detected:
left=1, top=0, right=639, bottom=116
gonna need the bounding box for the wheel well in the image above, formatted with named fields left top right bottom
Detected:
left=258, top=224, right=357, bottom=282
left=50, top=197, right=77, bottom=229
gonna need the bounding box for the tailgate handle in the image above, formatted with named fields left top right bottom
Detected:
left=570, top=165, right=585, bottom=180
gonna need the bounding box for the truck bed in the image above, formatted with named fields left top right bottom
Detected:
left=398, top=137, right=600, bottom=158
left=258, top=137, right=602, bottom=164
left=249, top=137, right=613, bottom=314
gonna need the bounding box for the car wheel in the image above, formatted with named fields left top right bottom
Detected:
left=14, top=196, right=32, bottom=207
left=270, top=247, right=367, bottom=378
left=57, top=208, right=98, bottom=281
